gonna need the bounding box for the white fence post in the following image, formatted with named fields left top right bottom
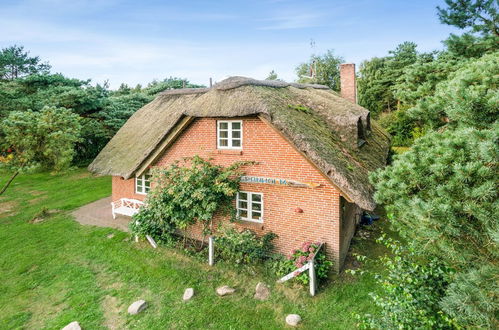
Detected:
left=208, top=236, right=214, bottom=266
left=309, top=260, right=316, bottom=296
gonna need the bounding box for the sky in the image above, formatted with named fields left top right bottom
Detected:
left=0, top=0, right=459, bottom=89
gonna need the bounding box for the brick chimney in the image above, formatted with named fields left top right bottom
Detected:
left=340, top=63, right=356, bottom=103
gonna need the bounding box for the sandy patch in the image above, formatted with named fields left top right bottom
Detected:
left=0, top=201, right=18, bottom=218
left=102, top=295, right=126, bottom=330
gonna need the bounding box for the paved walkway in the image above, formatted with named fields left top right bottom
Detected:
left=72, top=196, right=131, bottom=232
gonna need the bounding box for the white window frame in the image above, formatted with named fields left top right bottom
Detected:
left=217, top=120, right=243, bottom=149
left=135, top=173, right=151, bottom=195
left=236, top=191, right=263, bottom=223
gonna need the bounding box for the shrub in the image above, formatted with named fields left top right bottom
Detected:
left=215, top=226, right=277, bottom=264
left=274, top=242, right=332, bottom=285
left=357, top=236, right=456, bottom=329
left=130, top=156, right=252, bottom=244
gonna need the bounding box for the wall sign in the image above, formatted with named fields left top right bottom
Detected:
left=240, top=176, right=320, bottom=188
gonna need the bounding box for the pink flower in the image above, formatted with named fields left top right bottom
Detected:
left=298, top=255, right=307, bottom=264
left=287, top=254, right=293, bottom=260
left=295, top=262, right=303, bottom=268
left=301, top=242, right=311, bottom=252
left=309, top=247, right=315, bottom=253
left=291, top=249, right=297, bottom=255
left=293, top=270, right=300, bottom=276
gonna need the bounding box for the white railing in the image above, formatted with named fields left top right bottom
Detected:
left=277, top=243, right=324, bottom=296
left=111, top=198, right=144, bottom=219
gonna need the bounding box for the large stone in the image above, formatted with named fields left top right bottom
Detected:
left=254, top=282, right=270, bottom=301
left=216, top=285, right=235, bottom=296
left=62, top=321, right=81, bottom=330
left=285, top=314, right=302, bottom=327
left=183, top=288, right=194, bottom=301
left=127, top=300, right=148, bottom=315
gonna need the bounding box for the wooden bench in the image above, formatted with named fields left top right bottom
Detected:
left=111, top=198, right=144, bottom=219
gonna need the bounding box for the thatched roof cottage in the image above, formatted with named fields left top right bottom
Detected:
left=89, top=64, right=390, bottom=269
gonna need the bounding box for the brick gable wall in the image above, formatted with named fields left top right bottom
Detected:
left=112, top=116, right=354, bottom=269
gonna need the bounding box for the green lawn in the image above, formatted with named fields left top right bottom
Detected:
left=0, top=169, right=390, bottom=329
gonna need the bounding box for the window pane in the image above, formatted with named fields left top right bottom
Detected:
left=145, top=186, right=150, bottom=193
left=145, top=175, right=151, bottom=181
left=252, top=212, right=261, bottom=220
left=232, top=139, right=241, bottom=147
left=219, top=130, right=228, bottom=138
left=239, top=210, right=248, bottom=218
left=231, top=122, right=241, bottom=130
left=219, top=122, right=228, bottom=129
left=239, top=192, right=247, bottom=200
left=232, top=130, right=241, bottom=139
left=219, top=139, right=228, bottom=147
left=145, top=181, right=150, bottom=188
left=238, top=201, right=248, bottom=209
left=252, top=194, right=262, bottom=202
left=252, top=203, right=261, bottom=211
left=137, top=178, right=143, bottom=185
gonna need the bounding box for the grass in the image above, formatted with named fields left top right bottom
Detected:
left=0, top=169, right=392, bottom=329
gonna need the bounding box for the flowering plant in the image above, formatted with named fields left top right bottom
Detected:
left=275, top=241, right=333, bottom=285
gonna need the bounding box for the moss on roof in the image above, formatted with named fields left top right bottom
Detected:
left=89, top=76, right=390, bottom=210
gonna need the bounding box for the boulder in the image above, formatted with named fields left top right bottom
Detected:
left=285, top=314, right=302, bottom=327
left=61, top=321, right=81, bottom=330
left=254, top=282, right=270, bottom=301
left=127, top=300, right=147, bottom=315
left=107, top=233, right=114, bottom=239
left=216, top=285, right=235, bottom=296
left=183, top=288, right=194, bottom=301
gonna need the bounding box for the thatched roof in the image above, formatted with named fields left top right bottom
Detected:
left=89, top=76, right=390, bottom=210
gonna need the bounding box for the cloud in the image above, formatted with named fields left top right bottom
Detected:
left=258, top=13, right=324, bottom=30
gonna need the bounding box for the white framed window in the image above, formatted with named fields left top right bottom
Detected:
left=135, top=173, right=151, bottom=195
left=236, top=191, right=263, bottom=223
left=217, top=120, right=242, bottom=149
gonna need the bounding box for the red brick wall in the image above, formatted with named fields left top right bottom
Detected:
left=112, top=116, right=348, bottom=269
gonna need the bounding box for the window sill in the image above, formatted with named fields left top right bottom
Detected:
left=212, top=149, right=243, bottom=155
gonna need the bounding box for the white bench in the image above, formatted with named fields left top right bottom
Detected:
left=111, top=198, right=144, bottom=219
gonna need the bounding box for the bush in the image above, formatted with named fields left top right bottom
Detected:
left=274, top=242, right=332, bottom=285
left=357, top=236, right=456, bottom=329
left=129, top=156, right=252, bottom=244
left=129, top=207, right=177, bottom=245
left=215, top=226, right=277, bottom=264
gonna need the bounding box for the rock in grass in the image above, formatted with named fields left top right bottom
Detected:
left=106, top=233, right=114, bottom=239
left=128, top=300, right=147, bottom=315
left=285, top=314, right=302, bottom=326
left=183, top=288, right=194, bottom=301
left=216, top=285, right=235, bottom=296
left=61, top=321, right=81, bottom=330
left=254, top=282, right=270, bottom=301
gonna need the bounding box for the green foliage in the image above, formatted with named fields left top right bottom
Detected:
left=357, top=42, right=418, bottom=116
left=295, top=50, right=344, bottom=90
left=274, top=242, right=332, bottom=285
left=265, top=70, right=279, bottom=80
left=143, top=77, right=205, bottom=95
left=0, top=106, right=81, bottom=172
left=409, top=51, right=499, bottom=129
left=377, top=107, right=420, bottom=147
left=0, top=45, right=50, bottom=80
left=358, top=237, right=456, bottom=329
left=370, top=126, right=498, bottom=327
left=437, top=0, right=498, bottom=36
left=130, top=156, right=252, bottom=243
left=215, top=227, right=277, bottom=264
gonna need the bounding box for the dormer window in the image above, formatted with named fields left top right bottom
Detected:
left=217, top=120, right=242, bottom=149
